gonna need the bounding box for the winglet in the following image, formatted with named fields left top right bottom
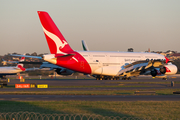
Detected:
left=165, top=57, right=169, bottom=64
left=82, top=40, right=89, bottom=51
left=37, top=11, right=73, bottom=54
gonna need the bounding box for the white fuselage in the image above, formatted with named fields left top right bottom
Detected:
left=78, top=51, right=165, bottom=76
left=43, top=51, right=175, bottom=77
left=0, top=67, right=22, bottom=74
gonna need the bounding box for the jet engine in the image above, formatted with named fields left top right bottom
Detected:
left=164, top=63, right=178, bottom=75
left=159, top=67, right=166, bottom=74
left=150, top=69, right=157, bottom=77
left=150, top=63, right=177, bottom=77
left=55, top=68, right=74, bottom=75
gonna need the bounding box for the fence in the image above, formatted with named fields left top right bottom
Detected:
left=0, top=111, right=153, bottom=120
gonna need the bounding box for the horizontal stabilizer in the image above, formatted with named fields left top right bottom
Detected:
left=11, top=54, right=42, bottom=59
left=19, top=62, right=43, bottom=64
left=55, top=53, right=76, bottom=58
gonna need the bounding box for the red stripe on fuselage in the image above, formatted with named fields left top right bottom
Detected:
left=55, top=51, right=91, bottom=74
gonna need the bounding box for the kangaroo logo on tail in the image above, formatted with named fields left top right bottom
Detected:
left=38, top=11, right=73, bottom=54
left=42, top=26, right=68, bottom=54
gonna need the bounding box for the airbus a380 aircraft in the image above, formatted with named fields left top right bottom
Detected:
left=13, top=11, right=178, bottom=80
left=0, top=57, right=26, bottom=79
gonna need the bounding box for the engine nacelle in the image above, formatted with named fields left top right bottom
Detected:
left=151, top=69, right=157, bottom=77
left=164, top=63, right=178, bottom=75
left=150, top=63, right=177, bottom=77
left=160, top=67, right=166, bottom=74
left=55, top=68, right=74, bottom=75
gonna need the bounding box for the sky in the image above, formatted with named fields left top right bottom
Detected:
left=0, top=0, right=180, bottom=55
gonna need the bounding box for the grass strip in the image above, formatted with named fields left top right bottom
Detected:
left=0, top=101, right=180, bottom=119
left=106, top=81, right=180, bottom=84
left=48, top=85, right=150, bottom=88
left=0, top=89, right=179, bottom=95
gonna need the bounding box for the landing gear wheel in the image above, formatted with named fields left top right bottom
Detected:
left=122, top=77, right=131, bottom=80
left=162, top=78, right=167, bottom=80
left=1, top=75, right=6, bottom=79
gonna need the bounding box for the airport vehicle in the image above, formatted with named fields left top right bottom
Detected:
left=12, top=11, right=178, bottom=80
left=0, top=57, right=26, bottom=79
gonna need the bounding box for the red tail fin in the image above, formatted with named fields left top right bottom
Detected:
left=17, top=65, right=26, bottom=71
left=16, top=57, right=26, bottom=71
left=37, top=11, right=73, bottom=54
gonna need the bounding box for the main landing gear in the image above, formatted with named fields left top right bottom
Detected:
left=0, top=75, right=6, bottom=79
left=122, top=76, right=131, bottom=80
left=96, top=76, right=120, bottom=80
left=162, top=77, right=167, bottom=80
left=95, top=75, right=132, bottom=80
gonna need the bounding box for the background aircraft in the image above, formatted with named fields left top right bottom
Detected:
left=12, top=11, right=178, bottom=80
left=0, top=57, right=26, bottom=79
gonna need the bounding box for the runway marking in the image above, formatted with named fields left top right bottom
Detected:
left=55, top=96, right=62, bottom=98
left=11, top=98, right=19, bottom=100
left=26, top=97, right=33, bottom=99
left=42, top=97, right=49, bottom=99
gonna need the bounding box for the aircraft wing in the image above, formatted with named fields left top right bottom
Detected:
left=39, top=62, right=64, bottom=70
left=18, top=62, right=43, bottom=64
left=2, top=59, right=19, bottom=65
left=117, top=60, right=166, bottom=76
left=25, top=68, right=40, bottom=71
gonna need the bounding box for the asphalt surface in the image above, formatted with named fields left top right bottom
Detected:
left=0, top=76, right=180, bottom=101
left=1, top=95, right=180, bottom=101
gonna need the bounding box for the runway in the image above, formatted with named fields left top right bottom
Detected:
left=5, top=76, right=180, bottom=86
left=1, top=76, right=180, bottom=101
left=1, top=95, right=180, bottom=101
left=2, top=76, right=180, bottom=91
